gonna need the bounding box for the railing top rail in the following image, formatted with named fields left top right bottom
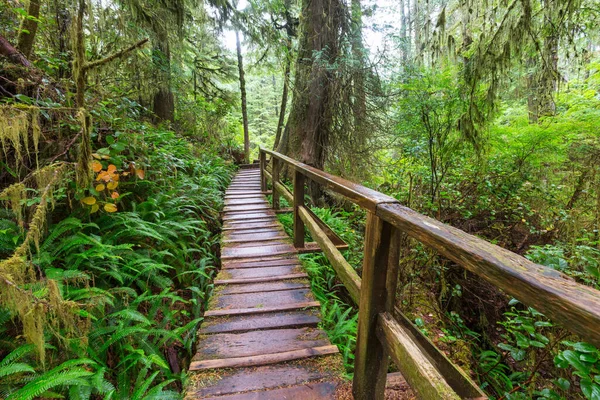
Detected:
left=261, top=148, right=398, bottom=212
left=260, top=147, right=600, bottom=348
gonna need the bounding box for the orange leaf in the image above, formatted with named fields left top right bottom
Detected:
left=97, top=171, right=111, bottom=182
left=136, top=169, right=145, bottom=179
left=107, top=164, right=117, bottom=174
left=90, top=204, right=99, bottom=213
left=104, top=203, right=118, bottom=213
left=92, top=161, right=103, bottom=172
left=81, top=196, right=96, bottom=205
left=107, top=181, right=119, bottom=190
left=112, top=174, right=120, bottom=181
left=95, top=184, right=105, bottom=192
left=111, top=191, right=119, bottom=199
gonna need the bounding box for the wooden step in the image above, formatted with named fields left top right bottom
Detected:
left=222, top=257, right=299, bottom=269
left=190, top=345, right=339, bottom=371
left=222, top=211, right=277, bottom=221
left=211, top=288, right=313, bottom=309
left=203, top=381, right=339, bottom=399
left=219, top=265, right=303, bottom=279
left=222, top=222, right=281, bottom=231
left=204, top=301, right=320, bottom=317
left=214, top=273, right=309, bottom=285
left=200, top=310, right=319, bottom=334
left=217, top=281, right=310, bottom=295
left=188, top=363, right=338, bottom=398
left=192, top=327, right=333, bottom=367
left=221, top=244, right=296, bottom=259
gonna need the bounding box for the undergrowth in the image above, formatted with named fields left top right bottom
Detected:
left=0, top=119, right=234, bottom=399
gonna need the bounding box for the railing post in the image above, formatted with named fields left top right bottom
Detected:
left=272, top=157, right=280, bottom=210
left=293, top=170, right=305, bottom=249
left=260, top=150, right=267, bottom=192
left=353, top=212, right=399, bottom=400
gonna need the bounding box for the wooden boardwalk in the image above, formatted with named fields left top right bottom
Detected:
left=185, top=166, right=345, bottom=399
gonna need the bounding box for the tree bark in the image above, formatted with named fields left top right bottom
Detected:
left=152, top=41, right=175, bottom=122
left=400, top=0, right=408, bottom=63
left=273, top=51, right=290, bottom=150
left=17, top=0, right=42, bottom=58
left=282, top=0, right=343, bottom=200
left=235, top=31, right=250, bottom=164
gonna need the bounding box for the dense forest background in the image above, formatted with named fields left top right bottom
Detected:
left=1, top=0, right=600, bottom=398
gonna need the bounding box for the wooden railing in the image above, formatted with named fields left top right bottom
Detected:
left=258, top=147, right=600, bottom=400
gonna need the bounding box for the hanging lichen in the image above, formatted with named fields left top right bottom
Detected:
left=0, top=183, right=26, bottom=229
left=0, top=162, right=84, bottom=364
left=0, top=106, right=42, bottom=170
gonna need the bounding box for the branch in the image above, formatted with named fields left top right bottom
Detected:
left=0, top=34, right=33, bottom=68
left=83, top=38, right=149, bottom=71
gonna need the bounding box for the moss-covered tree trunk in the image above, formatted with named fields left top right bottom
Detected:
left=279, top=0, right=343, bottom=199
left=153, top=41, right=175, bottom=123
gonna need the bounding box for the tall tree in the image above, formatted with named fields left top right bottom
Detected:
left=278, top=0, right=344, bottom=197
left=235, top=30, right=250, bottom=163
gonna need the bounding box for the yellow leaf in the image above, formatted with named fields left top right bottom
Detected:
left=107, top=181, right=119, bottom=190
left=90, top=204, right=99, bottom=213
left=104, top=203, right=117, bottom=213
left=107, top=164, right=117, bottom=174
left=101, top=155, right=110, bottom=160
left=92, top=161, right=103, bottom=172
left=136, top=169, right=145, bottom=179
left=92, top=153, right=102, bottom=160
left=111, top=191, right=119, bottom=199
left=82, top=196, right=96, bottom=205
left=95, top=184, right=105, bottom=191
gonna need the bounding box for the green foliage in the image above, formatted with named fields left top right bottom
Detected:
left=278, top=206, right=363, bottom=376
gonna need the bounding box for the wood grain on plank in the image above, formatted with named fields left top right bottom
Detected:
left=200, top=310, right=320, bottom=334
left=204, top=301, right=320, bottom=317
left=190, top=345, right=339, bottom=371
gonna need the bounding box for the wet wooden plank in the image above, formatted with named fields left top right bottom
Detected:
left=230, top=239, right=292, bottom=248
left=220, top=265, right=302, bottom=279
left=222, top=258, right=299, bottom=269
left=222, top=222, right=280, bottom=231
left=191, top=363, right=334, bottom=398
left=225, top=198, right=269, bottom=206
left=224, top=205, right=270, bottom=213
left=204, top=301, right=320, bottom=317
left=218, top=281, right=310, bottom=295
left=222, top=211, right=277, bottom=221
left=192, top=344, right=337, bottom=370
left=221, top=244, right=296, bottom=259
left=194, top=328, right=330, bottom=360
left=214, top=273, right=309, bottom=285
left=212, top=288, right=313, bottom=309
left=202, top=381, right=339, bottom=400
left=200, top=310, right=319, bottom=334
left=222, top=233, right=289, bottom=244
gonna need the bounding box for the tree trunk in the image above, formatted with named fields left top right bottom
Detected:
left=351, top=0, right=367, bottom=128
left=282, top=0, right=343, bottom=201
left=152, top=41, right=175, bottom=122
left=17, top=0, right=42, bottom=58
left=400, top=0, right=408, bottom=63
left=235, top=31, right=250, bottom=164
left=412, top=0, right=420, bottom=63
left=273, top=52, right=290, bottom=150
left=74, top=0, right=86, bottom=108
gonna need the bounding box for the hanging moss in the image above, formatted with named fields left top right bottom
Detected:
left=0, top=106, right=43, bottom=170
left=0, top=162, right=85, bottom=364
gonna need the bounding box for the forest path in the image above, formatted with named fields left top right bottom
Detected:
left=184, top=166, right=345, bottom=399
